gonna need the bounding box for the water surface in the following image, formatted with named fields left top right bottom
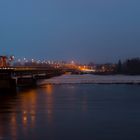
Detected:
left=0, top=84, right=140, bottom=140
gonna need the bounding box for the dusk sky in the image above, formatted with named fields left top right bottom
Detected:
left=0, top=0, right=140, bottom=63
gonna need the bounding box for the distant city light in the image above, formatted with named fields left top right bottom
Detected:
left=31, top=59, right=34, bottom=62
left=71, top=60, right=75, bottom=65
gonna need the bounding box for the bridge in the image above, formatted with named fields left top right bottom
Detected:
left=0, top=66, right=63, bottom=92
left=0, top=55, right=84, bottom=92
left=0, top=66, right=81, bottom=92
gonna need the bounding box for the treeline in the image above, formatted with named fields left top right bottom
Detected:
left=116, top=58, right=140, bottom=75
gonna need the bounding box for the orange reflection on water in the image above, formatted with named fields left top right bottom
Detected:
left=19, top=89, right=37, bottom=133
left=44, top=84, right=54, bottom=124
left=45, top=84, right=53, bottom=94
left=22, top=110, right=28, bottom=137
left=20, top=89, right=37, bottom=109
left=30, top=110, right=36, bottom=128
left=22, top=110, right=28, bottom=128
left=10, top=113, right=18, bottom=140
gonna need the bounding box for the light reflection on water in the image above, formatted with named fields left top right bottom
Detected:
left=0, top=84, right=140, bottom=140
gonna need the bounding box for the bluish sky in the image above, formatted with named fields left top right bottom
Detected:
left=0, top=0, right=140, bottom=63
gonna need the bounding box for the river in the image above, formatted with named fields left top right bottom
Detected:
left=0, top=83, right=140, bottom=140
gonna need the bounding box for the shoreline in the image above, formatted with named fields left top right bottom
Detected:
left=38, top=74, right=140, bottom=85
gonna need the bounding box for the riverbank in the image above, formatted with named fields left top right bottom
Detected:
left=38, top=74, right=140, bottom=85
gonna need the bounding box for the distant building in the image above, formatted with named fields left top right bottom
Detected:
left=0, top=56, right=8, bottom=67
left=0, top=55, right=14, bottom=67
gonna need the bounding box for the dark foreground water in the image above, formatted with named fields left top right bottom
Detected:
left=0, top=84, right=140, bottom=140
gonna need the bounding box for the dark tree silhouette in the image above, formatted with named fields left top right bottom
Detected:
left=117, top=60, right=122, bottom=74
left=123, top=58, right=140, bottom=75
